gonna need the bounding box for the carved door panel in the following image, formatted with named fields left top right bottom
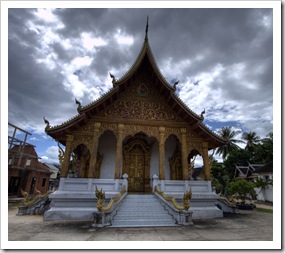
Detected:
left=127, top=145, right=145, bottom=192
left=123, top=134, right=151, bottom=192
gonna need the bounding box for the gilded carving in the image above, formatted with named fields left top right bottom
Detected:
left=99, top=100, right=180, bottom=122
left=164, top=128, right=182, bottom=142
left=61, top=134, right=74, bottom=178
left=154, top=186, right=192, bottom=210
left=71, top=135, right=93, bottom=151
left=96, top=78, right=184, bottom=123
left=94, top=152, right=103, bottom=178
left=123, top=134, right=151, bottom=192
left=100, top=123, right=117, bottom=138
left=115, top=124, right=124, bottom=179
left=58, top=142, right=65, bottom=168
left=180, top=128, right=189, bottom=180
left=169, top=145, right=182, bottom=180
left=95, top=186, right=126, bottom=212
left=123, top=124, right=159, bottom=140
left=20, top=188, right=53, bottom=207
left=187, top=142, right=203, bottom=155
left=88, top=125, right=101, bottom=178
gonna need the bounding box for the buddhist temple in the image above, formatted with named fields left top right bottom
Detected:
left=43, top=19, right=227, bottom=224
left=45, top=19, right=225, bottom=189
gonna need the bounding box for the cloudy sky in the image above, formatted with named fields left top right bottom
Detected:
left=5, top=3, right=278, bottom=165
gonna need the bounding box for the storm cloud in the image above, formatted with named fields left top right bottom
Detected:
left=6, top=6, right=274, bottom=161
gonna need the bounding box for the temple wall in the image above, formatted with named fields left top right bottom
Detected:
left=165, top=135, right=178, bottom=180
left=150, top=141, right=159, bottom=178
left=98, top=131, right=116, bottom=179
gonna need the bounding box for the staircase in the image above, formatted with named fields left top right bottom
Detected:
left=111, top=194, right=177, bottom=227
left=17, top=195, right=51, bottom=216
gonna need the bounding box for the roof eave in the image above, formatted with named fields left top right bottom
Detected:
left=45, top=113, right=86, bottom=135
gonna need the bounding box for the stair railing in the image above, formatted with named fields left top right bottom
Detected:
left=154, top=186, right=193, bottom=226
left=154, top=186, right=191, bottom=210
left=96, top=185, right=126, bottom=211
left=17, top=188, right=53, bottom=215
left=92, top=185, right=127, bottom=228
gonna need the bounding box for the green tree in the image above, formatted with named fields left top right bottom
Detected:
left=251, top=132, right=273, bottom=163
left=242, top=131, right=260, bottom=152
left=211, top=160, right=229, bottom=195
left=226, top=179, right=256, bottom=203
left=215, top=127, right=244, bottom=161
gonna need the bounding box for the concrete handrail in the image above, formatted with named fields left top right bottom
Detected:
left=153, top=186, right=193, bottom=226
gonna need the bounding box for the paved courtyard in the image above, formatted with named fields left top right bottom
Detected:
left=7, top=205, right=273, bottom=245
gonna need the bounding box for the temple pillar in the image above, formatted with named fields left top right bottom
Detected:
left=61, top=134, right=74, bottom=178
left=115, top=123, right=124, bottom=179
left=180, top=128, right=189, bottom=180
left=202, top=142, right=211, bottom=181
left=88, top=122, right=101, bottom=178
left=158, top=126, right=165, bottom=180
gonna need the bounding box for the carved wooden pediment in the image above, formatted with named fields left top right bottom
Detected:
left=96, top=78, right=185, bottom=123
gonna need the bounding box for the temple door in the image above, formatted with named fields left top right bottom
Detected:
left=123, top=135, right=151, bottom=192
left=127, top=145, right=145, bottom=192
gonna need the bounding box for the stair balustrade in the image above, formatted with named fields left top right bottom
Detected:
left=92, top=186, right=127, bottom=228
left=154, top=186, right=193, bottom=226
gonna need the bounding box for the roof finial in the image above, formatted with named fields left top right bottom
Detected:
left=145, top=16, right=149, bottom=41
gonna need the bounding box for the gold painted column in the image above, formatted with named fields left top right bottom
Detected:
left=202, top=142, right=211, bottom=181
left=88, top=122, right=101, bottom=178
left=115, top=123, right=124, bottom=179
left=61, top=134, right=74, bottom=178
left=159, top=126, right=165, bottom=180
left=180, top=128, right=189, bottom=180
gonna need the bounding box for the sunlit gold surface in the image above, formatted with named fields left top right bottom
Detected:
left=154, top=186, right=192, bottom=210
left=95, top=186, right=126, bottom=212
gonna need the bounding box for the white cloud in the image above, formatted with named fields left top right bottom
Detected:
left=34, top=8, right=58, bottom=23
left=194, top=155, right=203, bottom=168
left=115, top=29, right=134, bottom=46
left=7, top=8, right=274, bottom=159
left=81, top=32, right=107, bottom=51
left=71, top=56, right=93, bottom=68
left=40, top=145, right=59, bottom=164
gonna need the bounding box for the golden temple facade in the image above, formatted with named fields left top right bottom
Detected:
left=45, top=20, right=226, bottom=193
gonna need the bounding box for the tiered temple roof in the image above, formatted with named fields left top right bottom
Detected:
left=45, top=19, right=226, bottom=149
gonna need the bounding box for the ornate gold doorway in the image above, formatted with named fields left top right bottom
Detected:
left=123, top=134, right=151, bottom=192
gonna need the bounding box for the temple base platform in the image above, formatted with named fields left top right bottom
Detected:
left=44, top=177, right=223, bottom=222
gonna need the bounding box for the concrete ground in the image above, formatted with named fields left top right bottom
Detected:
left=7, top=203, right=273, bottom=242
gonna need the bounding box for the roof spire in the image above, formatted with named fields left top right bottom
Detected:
left=145, top=16, right=149, bottom=42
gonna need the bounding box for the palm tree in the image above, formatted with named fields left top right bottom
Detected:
left=254, top=177, right=273, bottom=201
left=215, top=127, right=244, bottom=160
left=242, top=131, right=260, bottom=151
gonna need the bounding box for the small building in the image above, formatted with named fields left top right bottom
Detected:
left=252, top=161, right=273, bottom=202
left=43, top=163, right=60, bottom=191
left=8, top=144, right=52, bottom=196
left=233, top=163, right=264, bottom=180
left=233, top=161, right=273, bottom=202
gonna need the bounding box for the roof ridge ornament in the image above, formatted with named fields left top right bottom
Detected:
left=109, top=72, right=117, bottom=87
left=200, top=108, right=205, bottom=121
left=43, top=116, right=50, bottom=131
left=145, top=16, right=149, bottom=42
left=75, top=98, right=82, bottom=113
left=173, top=79, right=179, bottom=91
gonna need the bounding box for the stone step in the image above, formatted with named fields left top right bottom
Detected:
left=111, top=219, right=177, bottom=227
left=113, top=213, right=172, bottom=220
left=110, top=194, right=177, bottom=227
left=117, top=202, right=165, bottom=210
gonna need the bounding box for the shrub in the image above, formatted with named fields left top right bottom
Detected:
left=226, top=179, right=256, bottom=203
